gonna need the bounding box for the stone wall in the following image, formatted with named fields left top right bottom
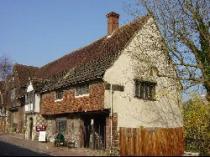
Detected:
left=66, top=116, right=82, bottom=148
left=43, top=115, right=82, bottom=147
left=25, top=113, right=46, bottom=141
left=45, top=117, right=56, bottom=141
left=41, top=82, right=105, bottom=115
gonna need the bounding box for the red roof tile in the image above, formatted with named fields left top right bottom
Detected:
left=38, top=15, right=150, bottom=92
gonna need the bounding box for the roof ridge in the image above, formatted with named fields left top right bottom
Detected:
left=39, top=36, right=106, bottom=70
left=39, top=15, right=150, bottom=72
left=14, top=63, right=39, bottom=69
left=38, top=15, right=150, bottom=87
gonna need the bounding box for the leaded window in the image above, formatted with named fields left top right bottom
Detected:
left=56, top=118, right=67, bottom=134
left=26, top=92, right=34, bottom=104
left=135, top=80, right=156, bottom=100
left=56, top=90, right=64, bottom=100
left=75, top=85, right=89, bottom=96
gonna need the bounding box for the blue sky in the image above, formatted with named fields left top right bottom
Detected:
left=0, top=0, right=146, bottom=67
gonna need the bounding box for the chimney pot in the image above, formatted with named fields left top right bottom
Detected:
left=106, top=12, right=120, bottom=35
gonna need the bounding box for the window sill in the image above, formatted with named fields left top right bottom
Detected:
left=134, top=96, right=156, bottom=101
left=55, top=98, right=63, bottom=102
left=75, top=94, right=89, bottom=98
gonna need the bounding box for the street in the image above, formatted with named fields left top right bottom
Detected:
left=0, top=140, right=48, bottom=156
left=0, top=133, right=107, bottom=156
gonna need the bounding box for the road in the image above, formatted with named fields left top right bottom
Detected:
left=0, top=140, right=49, bottom=156
left=0, top=133, right=107, bottom=156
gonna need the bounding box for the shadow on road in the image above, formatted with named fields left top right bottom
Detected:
left=0, top=140, right=49, bottom=156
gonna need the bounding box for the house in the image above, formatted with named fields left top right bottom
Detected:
left=24, top=78, right=48, bottom=140
left=4, top=64, right=38, bottom=133
left=36, top=11, right=183, bottom=152
left=0, top=81, right=6, bottom=117
left=0, top=81, right=6, bottom=133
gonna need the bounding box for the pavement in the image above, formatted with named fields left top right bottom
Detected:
left=0, top=133, right=108, bottom=156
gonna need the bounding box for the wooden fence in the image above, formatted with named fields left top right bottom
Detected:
left=120, top=127, right=184, bottom=156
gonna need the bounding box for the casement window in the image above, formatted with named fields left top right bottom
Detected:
left=75, top=85, right=89, bottom=97
left=26, top=92, right=34, bottom=104
left=135, top=80, right=156, bottom=100
left=55, top=90, right=64, bottom=100
left=56, top=118, right=67, bottom=134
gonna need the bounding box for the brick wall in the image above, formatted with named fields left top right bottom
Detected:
left=106, top=113, right=119, bottom=155
left=41, top=82, right=105, bottom=115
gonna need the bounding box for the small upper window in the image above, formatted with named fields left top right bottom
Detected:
left=75, top=85, right=89, bottom=97
left=56, top=90, right=64, bottom=100
left=135, top=80, right=156, bottom=100
left=26, top=92, right=33, bottom=104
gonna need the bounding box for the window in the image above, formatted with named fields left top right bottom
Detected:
left=26, top=92, right=33, bottom=104
left=56, top=118, right=67, bottom=134
left=75, top=85, right=89, bottom=97
left=56, top=90, right=64, bottom=100
left=135, top=80, right=156, bottom=100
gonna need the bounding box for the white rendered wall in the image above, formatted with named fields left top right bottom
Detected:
left=34, top=94, right=40, bottom=113
left=27, top=81, right=34, bottom=92
left=103, top=17, right=182, bottom=128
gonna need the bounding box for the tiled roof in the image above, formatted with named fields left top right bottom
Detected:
left=13, top=64, right=39, bottom=88
left=31, top=79, right=50, bottom=92
left=4, top=64, right=39, bottom=99
left=39, top=15, right=150, bottom=92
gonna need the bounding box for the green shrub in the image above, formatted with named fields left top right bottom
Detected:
left=183, top=95, right=210, bottom=155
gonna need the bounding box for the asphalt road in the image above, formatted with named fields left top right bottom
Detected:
left=0, top=140, right=49, bottom=156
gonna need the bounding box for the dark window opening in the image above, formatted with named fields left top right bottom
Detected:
left=26, top=92, right=33, bottom=104
left=75, top=85, right=89, bottom=96
left=56, top=90, right=64, bottom=100
left=56, top=118, right=67, bottom=134
left=135, top=80, right=156, bottom=100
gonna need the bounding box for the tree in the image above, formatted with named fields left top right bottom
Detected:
left=183, top=95, right=210, bottom=155
left=0, top=55, right=13, bottom=80
left=130, top=0, right=210, bottom=101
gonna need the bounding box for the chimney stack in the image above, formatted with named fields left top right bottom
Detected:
left=106, top=12, right=120, bottom=35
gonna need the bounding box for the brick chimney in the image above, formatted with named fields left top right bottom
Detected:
left=106, top=12, right=120, bottom=35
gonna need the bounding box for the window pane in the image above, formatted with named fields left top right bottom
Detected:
left=56, top=119, right=67, bottom=134
left=135, top=81, right=140, bottom=97
left=56, top=91, right=63, bottom=99
left=76, top=85, right=89, bottom=96
left=135, top=80, right=156, bottom=100
left=141, top=83, right=143, bottom=98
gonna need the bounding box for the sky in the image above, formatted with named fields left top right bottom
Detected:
left=0, top=0, right=146, bottom=67
left=0, top=0, right=205, bottom=101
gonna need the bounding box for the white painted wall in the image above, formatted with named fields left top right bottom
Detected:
left=25, top=103, right=33, bottom=112
left=103, top=17, right=182, bottom=128
left=27, top=81, right=34, bottom=92
left=25, top=81, right=40, bottom=113
left=34, top=94, right=40, bottom=113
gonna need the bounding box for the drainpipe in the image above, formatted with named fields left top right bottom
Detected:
left=110, top=84, right=114, bottom=155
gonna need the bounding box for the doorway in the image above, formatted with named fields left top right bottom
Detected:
left=82, top=114, right=106, bottom=150
left=29, top=117, right=33, bottom=140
